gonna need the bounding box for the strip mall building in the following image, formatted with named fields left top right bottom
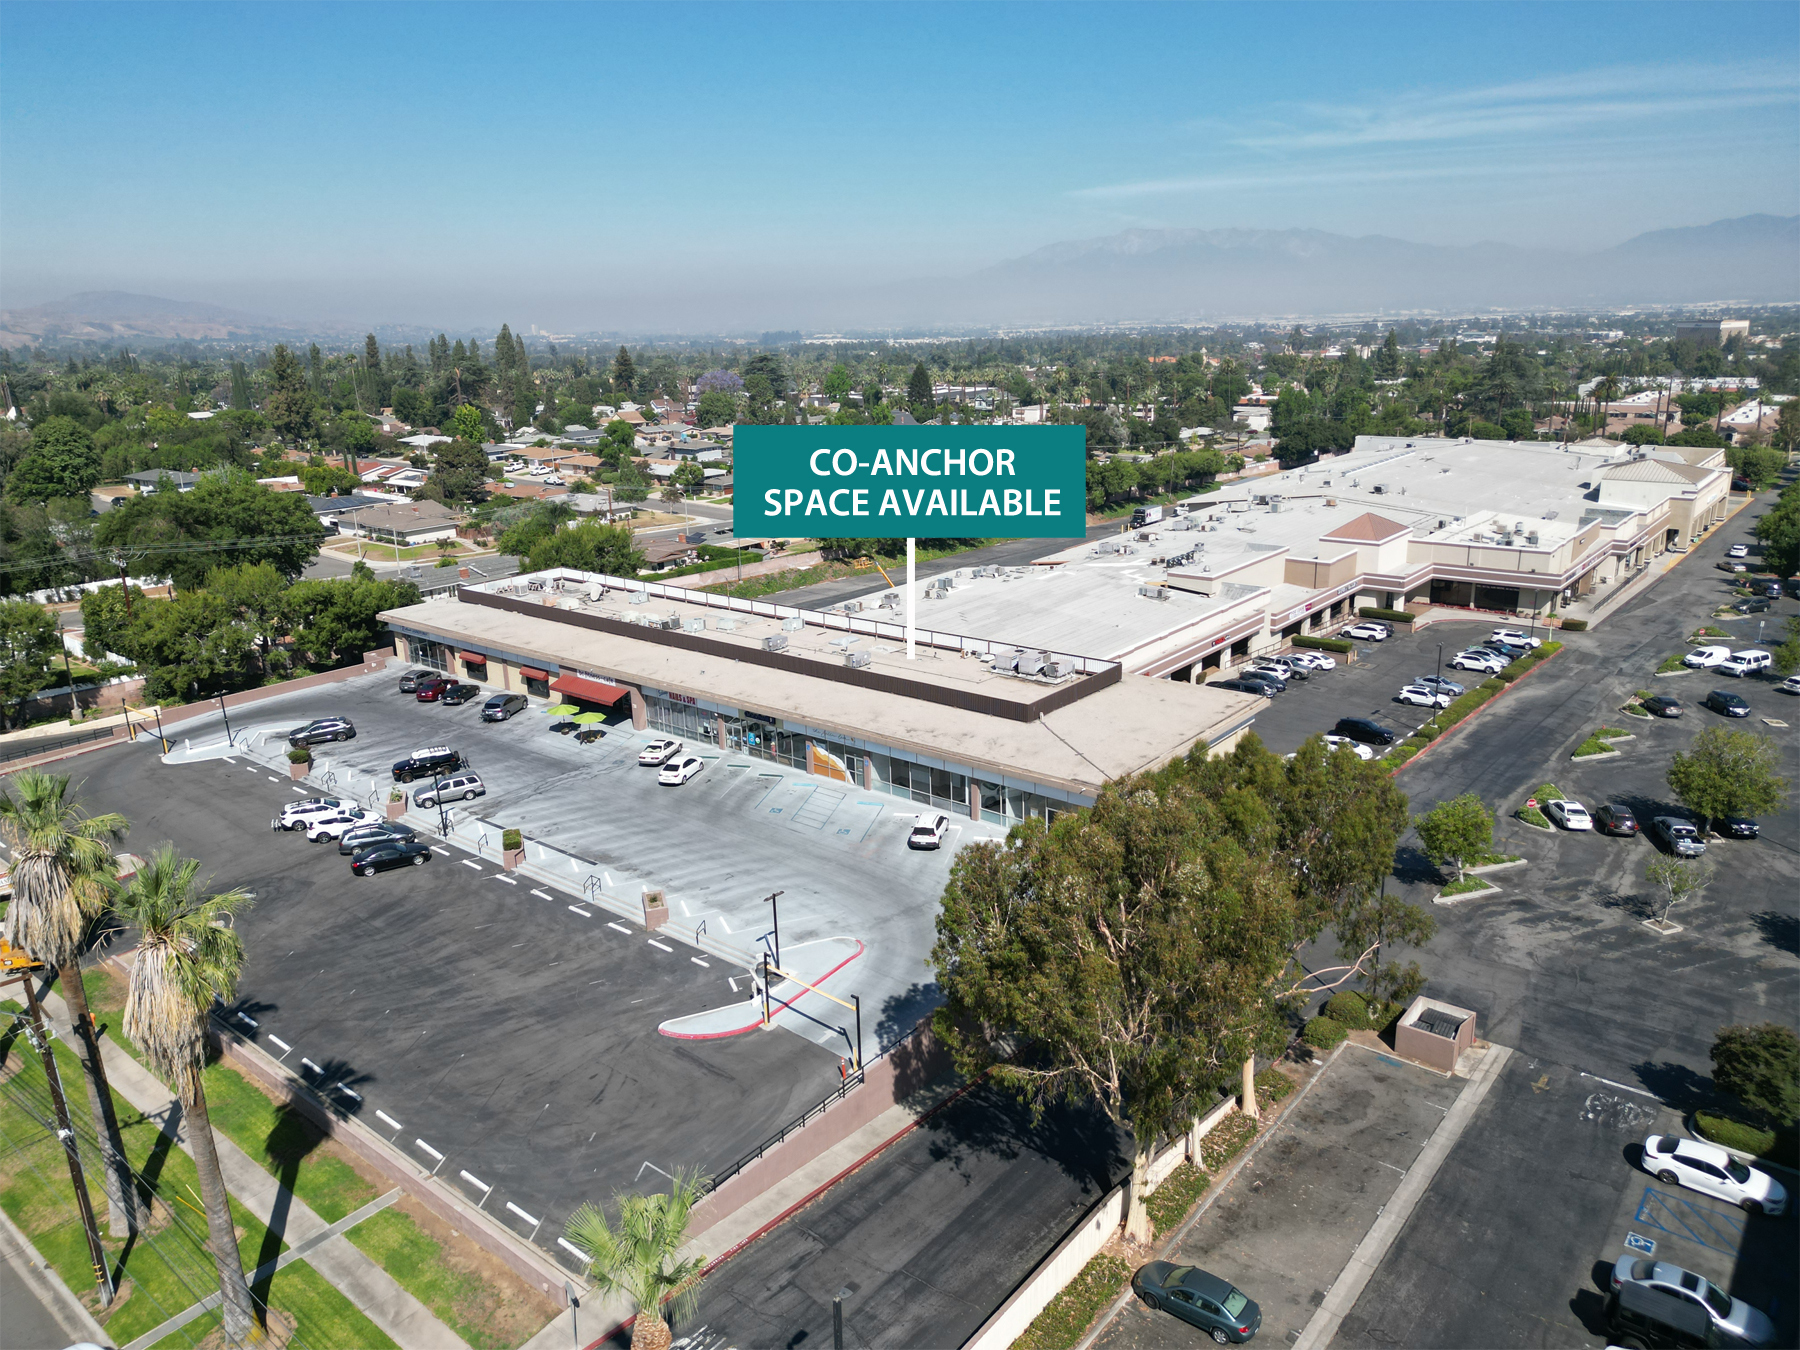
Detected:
left=379, top=434, right=1730, bottom=813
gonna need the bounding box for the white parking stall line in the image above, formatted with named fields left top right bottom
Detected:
left=431, top=846, right=451, bottom=855
left=267, top=1035, right=291, bottom=1054
left=459, top=859, right=482, bottom=870
left=606, top=922, right=632, bottom=935
left=457, top=1169, right=494, bottom=1208
left=690, top=957, right=710, bottom=968
left=332, top=1084, right=362, bottom=1104
left=413, top=1139, right=447, bottom=1173
left=375, top=1110, right=403, bottom=1131
left=717, top=915, right=733, bottom=933
left=300, top=1057, right=323, bottom=1076
left=493, top=875, right=517, bottom=885
left=647, top=939, right=673, bottom=953
left=244, top=765, right=259, bottom=772
left=235, top=1012, right=258, bottom=1029
left=266, top=776, right=283, bottom=783
left=506, top=1201, right=540, bottom=1225
left=531, top=889, right=555, bottom=901
left=290, top=786, right=307, bottom=794
left=557, top=1237, right=589, bottom=1263
left=569, top=906, right=593, bottom=917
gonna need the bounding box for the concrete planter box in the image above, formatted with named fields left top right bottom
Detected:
left=288, top=760, right=310, bottom=780
left=1654, top=669, right=1690, bottom=679
left=1432, top=879, right=1500, bottom=905
left=502, top=847, right=525, bottom=870
left=642, top=888, right=668, bottom=931
left=1570, top=747, right=1622, bottom=761
left=386, top=798, right=407, bottom=820
left=1466, top=858, right=1528, bottom=875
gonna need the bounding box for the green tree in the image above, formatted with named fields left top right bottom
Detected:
left=0, top=598, right=61, bottom=728
left=450, top=403, right=485, bottom=444
left=907, top=362, right=932, bottom=406
left=1775, top=399, right=1800, bottom=453
left=426, top=439, right=490, bottom=504
left=823, top=364, right=854, bottom=402
left=1414, top=793, right=1493, bottom=882
left=1727, top=444, right=1787, bottom=490
left=613, top=462, right=650, bottom=504
left=525, top=520, right=645, bottom=575
left=286, top=575, right=421, bottom=669
left=1667, top=725, right=1789, bottom=831
left=695, top=390, right=737, bottom=428
left=1710, top=1023, right=1800, bottom=1127
left=112, top=849, right=259, bottom=1344
left=298, top=464, right=363, bottom=496
left=1372, top=330, right=1403, bottom=380
left=0, top=770, right=144, bottom=1233
left=127, top=590, right=256, bottom=700
left=5, top=415, right=102, bottom=504
left=78, top=583, right=147, bottom=663
left=1644, top=855, right=1714, bottom=927
left=204, top=562, right=292, bottom=680
left=672, top=461, right=705, bottom=494
left=1771, top=616, right=1800, bottom=677
left=95, top=469, right=325, bottom=591
left=613, top=345, right=636, bottom=397
left=563, top=1171, right=707, bottom=1350
left=1754, top=494, right=1800, bottom=576
left=262, top=343, right=316, bottom=441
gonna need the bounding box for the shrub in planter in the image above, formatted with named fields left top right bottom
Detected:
left=1357, top=606, right=1415, bottom=624
left=1387, top=744, right=1420, bottom=765
left=286, top=747, right=312, bottom=764
left=1694, top=1111, right=1777, bottom=1158
left=1293, top=634, right=1355, bottom=653
left=502, top=828, right=523, bottom=851
left=1302, top=1015, right=1347, bottom=1051
left=1558, top=618, right=1588, bottom=632
left=1656, top=653, right=1687, bottom=674
left=1517, top=805, right=1551, bottom=828
left=1324, top=990, right=1371, bottom=1030
left=389, top=788, right=405, bottom=803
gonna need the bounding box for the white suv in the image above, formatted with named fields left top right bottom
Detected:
left=1489, top=628, right=1542, bottom=649
left=1344, top=622, right=1388, bottom=642
left=279, top=798, right=354, bottom=831
left=1718, top=649, right=1771, bottom=678
left=414, top=773, right=485, bottom=807
left=304, top=807, right=379, bottom=842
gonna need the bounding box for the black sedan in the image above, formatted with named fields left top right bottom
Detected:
left=1641, top=695, right=1683, bottom=718
left=1703, top=690, right=1750, bottom=717
left=1132, top=1262, right=1262, bottom=1343
left=1334, top=716, right=1397, bottom=747
left=439, top=682, right=483, bottom=706
left=349, top=839, right=433, bottom=876
left=1722, top=817, right=1760, bottom=839
left=1594, top=804, right=1639, bottom=836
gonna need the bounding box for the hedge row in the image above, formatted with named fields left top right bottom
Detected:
left=1558, top=618, right=1588, bottom=632
left=1357, top=606, right=1416, bottom=624
left=1302, top=1015, right=1347, bottom=1050
left=1293, top=634, right=1355, bottom=653
left=1497, top=639, right=1562, bottom=683
left=1694, top=1111, right=1777, bottom=1158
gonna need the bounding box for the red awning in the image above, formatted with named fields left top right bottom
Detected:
left=550, top=674, right=632, bottom=706
left=458, top=650, right=487, bottom=664
left=519, top=666, right=550, bottom=681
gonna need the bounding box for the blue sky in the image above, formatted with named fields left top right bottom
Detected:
left=2, top=1, right=1795, bottom=330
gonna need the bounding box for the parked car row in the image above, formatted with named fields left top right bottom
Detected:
left=1683, top=645, right=1773, bottom=677
left=276, top=797, right=434, bottom=877
left=398, top=669, right=533, bottom=722
left=1539, top=793, right=1760, bottom=851
left=1208, top=651, right=1336, bottom=698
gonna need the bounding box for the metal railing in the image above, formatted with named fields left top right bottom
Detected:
left=701, top=1014, right=933, bottom=1193
left=0, top=723, right=119, bottom=765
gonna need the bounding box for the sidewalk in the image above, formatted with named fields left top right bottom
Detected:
left=34, top=983, right=470, bottom=1350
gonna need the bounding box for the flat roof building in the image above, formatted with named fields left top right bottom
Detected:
left=1675, top=319, right=1750, bottom=347
left=379, top=572, right=1264, bottom=823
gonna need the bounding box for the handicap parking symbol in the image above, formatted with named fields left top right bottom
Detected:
left=1624, top=1232, right=1656, bottom=1256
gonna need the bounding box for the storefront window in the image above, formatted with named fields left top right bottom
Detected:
left=414, top=640, right=451, bottom=672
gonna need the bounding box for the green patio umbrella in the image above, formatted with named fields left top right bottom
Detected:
left=545, top=703, right=580, bottom=715
left=571, top=712, right=607, bottom=724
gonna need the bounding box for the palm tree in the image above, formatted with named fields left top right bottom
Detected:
left=0, top=770, right=145, bottom=1234
left=1592, top=374, right=1621, bottom=440
left=563, top=1171, right=707, bottom=1350
left=113, top=848, right=259, bottom=1345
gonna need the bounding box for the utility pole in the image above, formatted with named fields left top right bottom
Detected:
left=764, top=890, right=784, bottom=968
left=10, top=965, right=115, bottom=1307
left=216, top=692, right=234, bottom=748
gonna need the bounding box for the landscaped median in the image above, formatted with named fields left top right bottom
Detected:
left=1572, top=726, right=1632, bottom=759
left=1515, top=782, right=1567, bottom=830
left=1382, top=641, right=1564, bottom=771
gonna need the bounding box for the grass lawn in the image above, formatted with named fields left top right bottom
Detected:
left=147, top=1260, right=399, bottom=1350
left=1440, top=875, right=1498, bottom=897
left=1013, top=1252, right=1134, bottom=1350
left=323, top=539, right=471, bottom=563
left=347, top=1205, right=551, bottom=1350
left=197, top=1065, right=377, bottom=1224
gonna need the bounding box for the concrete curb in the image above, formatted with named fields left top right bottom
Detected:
left=1291, top=1042, right=1514, bottom=1350
left=1392, top=647, right=1564, bottom=777
left=0, top=1199, right=112, bottom=1349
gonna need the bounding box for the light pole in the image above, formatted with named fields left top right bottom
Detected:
left=216, top=692, right=234, bottom=747
left=764, top=890, right=784, bottom=968
left=1436, top=643, right=1443, bottom=685
left=429, top=768, right=450, bottom=836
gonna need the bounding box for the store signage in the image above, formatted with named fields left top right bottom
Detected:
left=733, top=425, right=1087, bottom=539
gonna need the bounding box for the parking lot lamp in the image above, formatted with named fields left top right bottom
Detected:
left=429, top=769, right=449, bottom=836
left=215, top=692, right=234, bottom=747
left=1436, top=643, right=1443, bottom=684
left=764, top=890, right=784, bottom=967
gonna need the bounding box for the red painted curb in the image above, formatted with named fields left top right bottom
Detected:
left=1391, top=647, right=1564, bottom=777
left=656, top=940, right=866, bottom=1040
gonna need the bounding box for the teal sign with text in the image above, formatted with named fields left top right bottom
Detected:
left=732, top=425, right=1086, bottom=539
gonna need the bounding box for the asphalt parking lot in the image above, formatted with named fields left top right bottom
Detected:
left=1233, top=618, right=1533, bottom=756
left=191, top=669, right=983, bottom=1050
left=1093, top=1047, right=1469, bottom=1350
left=612, top=1083, right=1129, bottom=1350
left=70, top=744, right=850, bottom=1261
left=1306, top=491, right=1800, bottom=1348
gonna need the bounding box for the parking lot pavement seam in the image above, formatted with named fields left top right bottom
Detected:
left=1290, top=1042, right=1514, bottom=1350
left=1072, top=1043, right=1352, bottom=1350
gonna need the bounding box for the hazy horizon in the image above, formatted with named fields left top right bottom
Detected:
left=3, top=2, right=1796, bottom=332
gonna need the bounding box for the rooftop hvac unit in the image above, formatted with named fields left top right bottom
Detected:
left=1371, top=484, right=1387, bottom=494
left=843, top=651, right=872, bottom=669
left=654, top=614, right=682, bottom=630
left=991, top=647, right=1020, bottom=671
left=685, top=617, right=706, bottom=632
left=782, top=616, right=804, bottom=632
left=1040, top=660, right=1067, bottom=680
left=1138, top=585, right=1171, bottom=601
left=842, top=600, right=863, bottom=614
left=1016, top=650, right=1048, bottom=676
left=716, top=617, right=737, bottom=631
left=762, top=634, right=789, bottom=652
left=628, top=591, right=648, bottom=605
left=878, top=593, right=899, bottom=609
left=1325, top=498, right=1337, bottom=507
left=1270, top=501, right=1282, bottom=513
left=1526, top=532, right=1540, bottom=546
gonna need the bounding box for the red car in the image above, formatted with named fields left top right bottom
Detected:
left=414, top=676, right=452, bottom=702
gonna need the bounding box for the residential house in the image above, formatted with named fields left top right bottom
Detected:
left=342, top=500, right=462, bottom=546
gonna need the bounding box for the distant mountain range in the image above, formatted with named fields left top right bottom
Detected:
left=3, top=215, right=1795, bottom=341
left=863, top=213, right=1800, bottom=327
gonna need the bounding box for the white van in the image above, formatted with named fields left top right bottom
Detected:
left=1718, top=649, right=1772, bottom=678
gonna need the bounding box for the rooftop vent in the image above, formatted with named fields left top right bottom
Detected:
left=1415, top=1008, right=1467, bottom=1040
left=716, top=617, right=737, bottom=632
left=685, top=617, right=705, bottom=632
left=628, top=591, right=648, bottom=605
left=1016, top=651, right=1048, bottom=676
left=1138, top=585, right=1171, bottom=601
left=762, top=634, right=789, bottom=652
left=844, top=651, right=872, bottom=669
left=782, top=616, right=804, bottom=632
